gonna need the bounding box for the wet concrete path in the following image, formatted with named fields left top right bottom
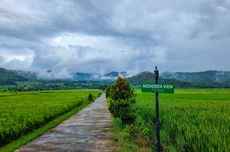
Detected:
left=16, top=94, right=114, bottom=152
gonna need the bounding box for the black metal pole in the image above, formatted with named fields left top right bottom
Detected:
left=154, top=66, right=160, bottom=152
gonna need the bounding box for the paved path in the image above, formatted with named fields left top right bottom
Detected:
left=16, top=94, right=114, bottom=152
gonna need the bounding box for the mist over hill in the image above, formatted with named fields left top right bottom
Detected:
left=0, top=68, right=36, bottom=85
left=127, top=71, right=230, bottom=88
left=0, top=67, right=127, bottom=86
left=0, top=67, right=230, bottom=89
left=72, top=71, right=127, bottom=81
left=161, top=71, right=230, bottom=84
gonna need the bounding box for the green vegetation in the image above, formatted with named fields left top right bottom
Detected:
left=113, top=89, right=230, bottom=152
left=107, top=77, right=136, bottom=124
left=0, top=80, right=109, bottom=91
left=0, top=90, right=98, bottom=148
left=0, top=99, right=92, bottom=152
left=88, top=93, right=94, bottom=101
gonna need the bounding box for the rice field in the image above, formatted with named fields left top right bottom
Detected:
left=0, top=90, right=98, bottom=146
left=135, top=89, right=230, bottom=152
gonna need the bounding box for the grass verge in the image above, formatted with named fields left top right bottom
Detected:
left=112, top=118, right=136, bottom=152
left=0, top=99, right=94, bottom=152
left=112, top=117, right=153, bottom=152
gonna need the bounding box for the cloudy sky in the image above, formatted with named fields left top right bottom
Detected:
left=0, top=0, right=230, bottom=76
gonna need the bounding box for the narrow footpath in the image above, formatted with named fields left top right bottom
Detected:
left=16, top=94, right=114, bottom=152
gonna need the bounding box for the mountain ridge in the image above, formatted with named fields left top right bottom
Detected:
left=0, top=67, right=230, bottom=88
left=161, top=70, right=230, bottom=84
left=127, top=71, right=230, bottom=88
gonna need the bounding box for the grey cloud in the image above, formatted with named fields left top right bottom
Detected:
left=0, top=0, right=230, bottom=75
left=0, top=56, right=5, bottom=64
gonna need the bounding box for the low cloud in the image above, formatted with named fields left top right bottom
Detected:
left=37, top=68, right=73, bottom=79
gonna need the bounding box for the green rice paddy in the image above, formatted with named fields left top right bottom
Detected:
left=0, top=90, right=98, bottom=146
left=135, top=89, right=230, bottom=151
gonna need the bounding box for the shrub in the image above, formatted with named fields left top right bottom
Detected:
left=109, top=99, right=136, bottom=124
left=109, top=77, right=135, bottom=102
left=106, top=85, right=111, bottom=98
left=98, top=92, right=102, bottom=97
left=88, top=93, right=93, bottom=101
left=126, top=116, right=151, bottom=142
left=107, top=77, right=136, bottom=124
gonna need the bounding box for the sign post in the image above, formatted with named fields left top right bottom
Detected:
left=155, top=67, right=160, bottom=152
left=141, top=66, right=174, bottom=152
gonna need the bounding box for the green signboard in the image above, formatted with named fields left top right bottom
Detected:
left=141, top=83, right=174, bottom=93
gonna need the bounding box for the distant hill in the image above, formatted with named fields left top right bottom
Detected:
left=0, top=68, right=28, bottom=85
left=16, top=70, right=37, bottom=80
left=127, top=71, right=230, bottom=88
left=0, top=67, right=127, bottom=84
left=127, top=71, right=192, bottom=87
left=161, top=70, right=230, bottom=84
left=72, top=72, right=97, bottom=81
left=1, top=67, right=230, bottom=88
left=104, top=71, right=127, bottom=79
